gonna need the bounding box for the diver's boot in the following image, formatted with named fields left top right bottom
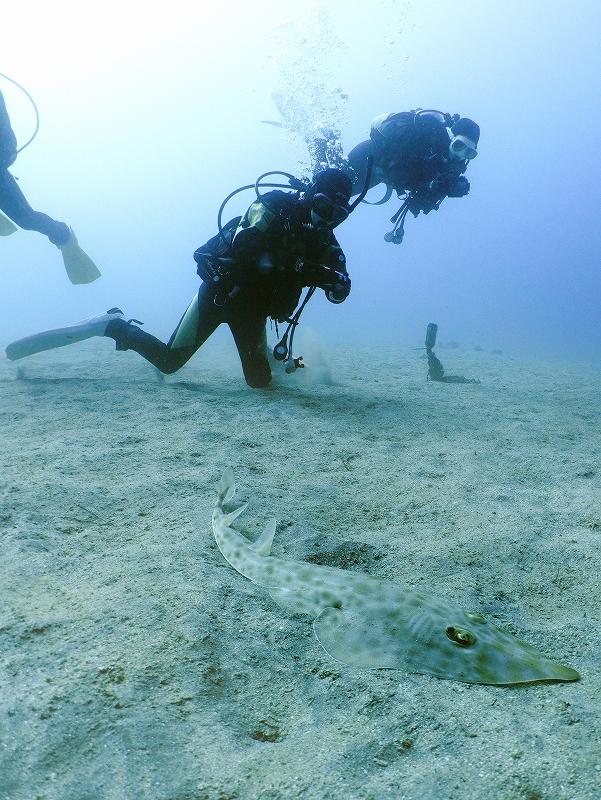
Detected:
left=5, top=308, right=124, bottom=361
left=104, top=317, right=180, bottom=374
left=0, top=211, right=18, bottom=236
left=104, top=315, right=146, bottom=352
left=57, top=229, right=101, bottom=284
left=104, top=315, right=171, bottom=366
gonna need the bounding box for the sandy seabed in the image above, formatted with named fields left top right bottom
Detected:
left=0, top=334, right=600, bottom=800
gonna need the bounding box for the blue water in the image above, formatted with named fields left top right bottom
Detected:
left=1, top=1, right=599, bottom=361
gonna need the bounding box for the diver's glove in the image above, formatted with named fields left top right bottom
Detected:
left=408, top=173, right=470, bottom=217
left=407, top=190, right=440, bottom=216
left=322, top=268, right=351, bottom=303
left=445, top=174, right=470, bottom=198
left=295, top=260, right=350, bottom=301
left=431, top=173, right=470, bottom=198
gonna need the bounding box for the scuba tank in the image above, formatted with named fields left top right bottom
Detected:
left=372, top=109, right=462, bottom=245
left=194, top=171, right=311, bottom=309
left=193, top=216, right=242, bottom=307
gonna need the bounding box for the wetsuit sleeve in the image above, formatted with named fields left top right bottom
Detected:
left=0, top=91, right=18, bottom=168
left=371, top=112, right=453, bottom=193
left=400, top=118, right=467, bottom=213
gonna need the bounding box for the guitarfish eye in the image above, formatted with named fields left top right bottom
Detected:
left=446, top=626, right=477, bottom=647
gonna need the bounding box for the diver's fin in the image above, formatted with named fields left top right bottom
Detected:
left=5, top=308, right=124, bottom=361
left=0, top=211, right=18, bottom=236
left=58, top=230, right=101, bottom=284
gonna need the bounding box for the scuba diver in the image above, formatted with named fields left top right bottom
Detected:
left=6, top=168, right=357, bottom=389
left=425, top=323, right=479, bottom=384
left=0, top=77, right=100, bottom=283
left=311, top=109, right=479, bottom=244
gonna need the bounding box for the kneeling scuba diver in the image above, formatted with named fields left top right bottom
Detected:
left=191, top=164, right=372, bottom=375
left=6, top=164, right=372, bottom=388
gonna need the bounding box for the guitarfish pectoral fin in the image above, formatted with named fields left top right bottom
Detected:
left=268, top=588, right=323, bottom=617
left=313, top=607, right=404, bottom=668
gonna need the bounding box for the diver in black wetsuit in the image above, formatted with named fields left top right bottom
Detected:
left=102, top=168, right=353, bottom=388
left=312, top=110, right=479, bottom=243
left=0, top=85, right=99, bottom=282
left=6, top=168, right=353, bottom=385
left=0, top=88, right=70, bottom=245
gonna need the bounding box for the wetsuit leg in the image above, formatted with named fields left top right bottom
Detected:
left=226, top=304, right=271, bottom=388
left=0, top=169, right=70, bottom=245
left=105, top=283, right=224, bottom=374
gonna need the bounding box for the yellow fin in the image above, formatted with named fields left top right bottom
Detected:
left=59, top=230, right=101, bottom=284
left=0, top=211, right=17, bottom=236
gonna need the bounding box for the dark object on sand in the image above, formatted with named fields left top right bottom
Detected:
left=425, top=322, right=438, bottom=350
left=425, top=323, right=479, bottom=384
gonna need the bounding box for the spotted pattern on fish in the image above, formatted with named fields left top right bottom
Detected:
left=212, top=469, right=579, bottom=685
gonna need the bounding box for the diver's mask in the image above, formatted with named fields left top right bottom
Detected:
left=449, top=135, right=478, bottom=161
left=310, top=192, right=350, bottom=228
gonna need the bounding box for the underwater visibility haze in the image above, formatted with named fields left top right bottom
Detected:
left=1, top=2, right=600, bottom=799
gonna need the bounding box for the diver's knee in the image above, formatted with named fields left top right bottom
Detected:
left=246, top=374, right=272, bottom=389
left=160, top=362, right=182, bottom=375
left=242, top=355, right=272, bottom=388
